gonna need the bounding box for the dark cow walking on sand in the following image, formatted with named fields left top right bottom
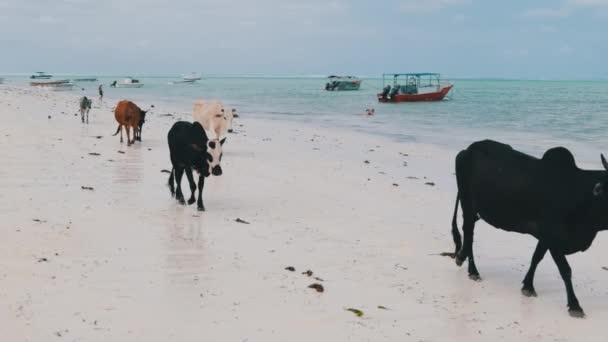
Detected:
left=79, top=96, right=92, bottom=124
left=450, top=139, right=608, bottom=317
left=167, top=121, right=225, bottom=211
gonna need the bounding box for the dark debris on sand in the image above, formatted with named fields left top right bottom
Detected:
left=235, top=218, right=250, bottom=224
left=285, top=266, right=296, bottom=272
left=308, top=283, right=324, bottom=293
left=81, top=186, right=94, bottom=191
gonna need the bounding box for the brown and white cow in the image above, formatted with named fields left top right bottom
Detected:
left=112, top=100, right=152, bottom=145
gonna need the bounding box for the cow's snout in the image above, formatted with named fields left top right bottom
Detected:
left=212, top=165, right=223, bottom=176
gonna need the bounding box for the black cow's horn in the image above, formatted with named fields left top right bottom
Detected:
left=602, top=154, right=608, bottom=171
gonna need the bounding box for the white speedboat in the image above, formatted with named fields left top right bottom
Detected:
left=115, top=77, right=144, bottom=88
left=182, top=72, right=202, bottom=81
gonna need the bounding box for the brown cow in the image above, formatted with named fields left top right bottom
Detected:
left=112, top=100, right=152, bottom=145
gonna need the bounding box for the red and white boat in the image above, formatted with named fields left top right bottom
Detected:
left=377, top=73, right=453, bottom=103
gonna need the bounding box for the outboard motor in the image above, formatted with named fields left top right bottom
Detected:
left=381, top=85, right=391, bottom=99
left=389, top=84, right=400, bottom=98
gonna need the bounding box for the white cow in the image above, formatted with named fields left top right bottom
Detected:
left=192, top=100, right=238, bottom=140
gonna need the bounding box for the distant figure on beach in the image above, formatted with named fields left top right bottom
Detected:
left=110, top=80, right=117, bottom=88
left=98, top=84, right=103, bottom=99
left=79, top=96, right=92, bottom=124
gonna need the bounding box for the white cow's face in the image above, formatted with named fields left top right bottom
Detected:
left=225, top=108, right=237, bottom=133
left=207, top=137, right=226, bottom=176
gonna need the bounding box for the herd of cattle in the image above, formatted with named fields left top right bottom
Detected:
left=78, top=96, right=608, bottom=318
left=80, top=96, right=236, bottom=212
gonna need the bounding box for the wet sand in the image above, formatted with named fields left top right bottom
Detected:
left=1, top=85, right=608, bottom=341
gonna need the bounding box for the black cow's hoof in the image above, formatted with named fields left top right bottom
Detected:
left=187, top=198, right=196, bottom=205
left=177, top=198, right=185, bottom=205
left=455, top=255, right=465, bottom=266
left=197, top=206, right=205, bottom=212
left=568, top=308, right=585, bottom=318
left=468, top=273, right=482, bottom=281
left=521, top=287, right=537, bottom=297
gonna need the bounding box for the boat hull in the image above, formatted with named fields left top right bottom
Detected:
left=326, top=80, right=362, bottom=91
left=73, top=78, right=98, bottom=82
left=377, top=84, right=453, bottom=102
left=30, top=79, right=70, bottom=86
left=30, top=75, right=52, bottom=79
left=116, top=83, right=144, bottom=88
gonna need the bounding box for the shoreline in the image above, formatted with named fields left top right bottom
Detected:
left=2, top=85, right=608, bottom=341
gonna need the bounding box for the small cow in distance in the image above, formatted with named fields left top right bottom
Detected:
left=167, top=121, right=225, bottom=211
left=79, top=96, right=92, bottom=124
left=192, top=100, right=238, bottom=140
left=450, top=139, right=608, bottom=317
left=112, top=100, right=152, bottom=145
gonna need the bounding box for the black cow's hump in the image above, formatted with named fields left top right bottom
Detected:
left=542, top=146, right=577, bottom=170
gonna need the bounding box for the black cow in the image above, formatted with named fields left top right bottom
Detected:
left=167, top=121, right=225, bottom=211
left=451, top=139, right=608, bottom=317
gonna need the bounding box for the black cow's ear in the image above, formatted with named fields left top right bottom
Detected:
left=220, top=137, right=227, bottom=145
left=602, top=154, right=608, bottom=171
left=593, top=182, right=604, bottom=196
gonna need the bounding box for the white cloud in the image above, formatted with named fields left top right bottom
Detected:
left=400, top=0, right=470, bottom=13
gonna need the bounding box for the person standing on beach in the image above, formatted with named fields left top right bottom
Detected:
left=98, top=84, right=104, bottom=100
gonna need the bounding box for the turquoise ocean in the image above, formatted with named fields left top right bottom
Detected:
left=4, top=75, right=608, bottom=165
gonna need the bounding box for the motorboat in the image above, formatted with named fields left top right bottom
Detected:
left=114, top=77, right=144, bottom=88
left=377, top=73, right=453, bottom=102
left=325, top=75, right=362, bottom=91
left=30, top=72, right=52, bottom=79
left=182, top=72, right=202, bottom=81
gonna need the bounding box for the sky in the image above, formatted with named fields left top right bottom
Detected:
left=0, top=0, right=607, bottom=79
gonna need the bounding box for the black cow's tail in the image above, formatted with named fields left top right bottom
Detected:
left=451, top=191, right=462, bottom=257
left=112, top=124, right=121, bottom=136
left=168, top=167, right=175, bottom=197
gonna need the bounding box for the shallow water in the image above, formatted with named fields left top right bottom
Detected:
left=4, top=75, right=608, bottom=164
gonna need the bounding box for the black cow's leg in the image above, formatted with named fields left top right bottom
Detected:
left=456, top=210, right=480, bottom=280
left=185, top=168, right=197, bottom=205
left=197, top=174, right=205, bottom=211
left=550, top=249, right=584, bottom=318
left=522, top=241, right=547, bottom=297
left=174, top=167, right=186, bottom=205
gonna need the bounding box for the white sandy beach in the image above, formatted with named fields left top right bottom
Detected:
left=2, top=85, right=608, bottom=341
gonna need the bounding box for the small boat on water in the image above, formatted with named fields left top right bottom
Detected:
left=183, top=72, right=202, bottom=81
left=325, top=75, right=362, bottom=91
left=30, top=71, right=52, bottom=79
left=30, top=79, right=70, bottom=86
left=73, top=77, right=98, bottom=82
left=377, top=73, right=452, bottom=102
left=30, top=80, right=74, bottom=91
left=114, top=77, right=144, bottom=88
